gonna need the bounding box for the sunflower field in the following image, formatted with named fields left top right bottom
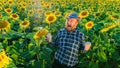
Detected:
left=0, top=0, right=120, bottom=68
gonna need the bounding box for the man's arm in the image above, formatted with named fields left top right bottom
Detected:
left=79, top=33, right=85, bottom=52
left=79, top=33, right=91, bottom=53
left=46, top=33, right=58, bottom=47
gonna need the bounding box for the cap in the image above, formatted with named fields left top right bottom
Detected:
left=67, top=12, right=79, bottom=19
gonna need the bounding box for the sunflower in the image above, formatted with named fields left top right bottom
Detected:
left=55, top=11, right=62, bottom=16
left=10, top=13, right=19, bottom=20
left=100, top=28, right=109, bottom=33
left=45, top=5, right=51, bottom=9
left=107, top=24, right=116, bottom=29
left=0, top=13, right=2, bottom=18
left=45, top=14, right=57, bottom=24
left=77, top=4, right=82, bottom=7
left=54, top=5, right=59, bottom=10
left=38, top=9, right=43, bottom=13
left=43, top=2, right=48, bottom=6
left=0, top=7, right=2, bottom=11
left=19, top=20, right=30, bottom=29
left=21, top=1, right=27, bottom=7
left=0, top=50, right=12, bottom=68
left=28, top=10, right=34, bottom=15
left=100, top=23, right=118, bottom=33
left=64, top=12, right=70, bottom=18
left=34, top=29, right=49, bottom=40
left=79, top=11, right=89, bottom=18
left=110, top=15, right=119, bottom=20
left=4, top=8, right=12, bottom=14
left=94, top=12, right=101, bottom=18
left=7, top=0, right=14, bottom=5
left=116, top=21, right=120, bottom=25
left=0, top=2, right=2, bottom=6
left=85, top=21, right=94, bottom=29
left=0, top=20, right=10, bottom=32
left=52, top=10, right=56, bottom=13
left=19, top=6, right=26, bottom=11
left=4, top=6, right=10, bottom=9
left=44, top=11, right=52, bottom=16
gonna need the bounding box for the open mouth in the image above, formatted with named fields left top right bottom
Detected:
left=67, top=25, right=71, bottom=27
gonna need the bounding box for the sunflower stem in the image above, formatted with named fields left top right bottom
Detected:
left=49, top=24, right=51, bottom=30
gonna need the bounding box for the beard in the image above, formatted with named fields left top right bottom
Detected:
left=66, top=25, right=73, bottom=31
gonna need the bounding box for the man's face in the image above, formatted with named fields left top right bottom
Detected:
left=65, top=18, right=78, bottom=31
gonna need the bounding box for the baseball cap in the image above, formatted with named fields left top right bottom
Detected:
left=67, top=12, right=79, bottom=19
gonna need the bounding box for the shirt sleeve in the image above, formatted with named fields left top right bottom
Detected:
left=49, top=36, right=58, bottom=47
left=79, top=33, right=85, bottom=51
left=49, top=31, right=59, bottom=48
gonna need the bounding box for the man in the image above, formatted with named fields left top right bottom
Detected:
left=47, top=12, right=91, bottom=68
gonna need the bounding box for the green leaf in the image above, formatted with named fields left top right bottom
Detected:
left=88, top=62, right=99, bottom=68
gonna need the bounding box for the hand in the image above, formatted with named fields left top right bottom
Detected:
left=46, top=33, right=52, bottom=42
left=84, top=42, right=91, bottom=51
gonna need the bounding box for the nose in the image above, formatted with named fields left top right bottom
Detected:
left=67, top=21, right=71, bottom=25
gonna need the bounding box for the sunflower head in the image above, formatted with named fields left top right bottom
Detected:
left=94, top=12, right=101, bottom=18
left=10, top=13, right=19, bottom=20
left=4, top=8, right=12, bottom=14
left=34, top=29, right=49, bottom=40
left=44, top=11, right=52, bottom=16
left=0, top=49, right=12, bottom=67
left=19, top=20, right=30, bottom=29
left=0, top=7, right=2, bottom=11
left=28, top=10, right=34, bottom=15
left=4, top=6, right=10, bottom=9
left=55, top=11, right=62, bottom=16
left=7, top=0, right=14, bottom=5
left=110, top=15, right=119, bottom=20
left=0, top=13, right=2, bottom=18
left=54, top=5, right=59, bottom=10
left=100, top=28, right=109, bottom=33
left=0, top=20, right=10, bottom=32
left=45, top=5, right=51, bottom=9
left=79, top=11, right=89, bottom=18
left=85, top=21, right=94, bottom=29
left=45, top=14, right=57, bottom=24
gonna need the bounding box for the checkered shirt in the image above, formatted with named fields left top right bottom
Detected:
left=50, top=28, right=85, bottom=67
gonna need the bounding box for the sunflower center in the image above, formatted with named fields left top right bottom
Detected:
left=6, top=9, right=11, bottom=12
left=0, top=7, right=2, bottom=10
left=46, top=12, right=50, bottom=15
left=55, top=12, right=60, bottom=15
left=48, top=16, right=54, bottom=21
left=36, top=31, right=41, bottom=36
left=112, top=15, right=119, bottom=19
left=87, top=23, right=92, bottom=27
left=81, top=12, right=87, bottom=16
left=22, top=22, right=28, bottom=25
left=9, top=1, right=12, bottom=4
left=1, top=55, right=4, bottom=59
left=12, top=14, right=18, bottom=18
left=21, top=7, right=25, bottom=11
left=0, top=20, right=9, bottom=28
left=95, top=13, right=100, bottom=16
left=5, top=6, right=9, bottom=9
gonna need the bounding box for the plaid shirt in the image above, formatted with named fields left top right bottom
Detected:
left=50, top=28, right=85, bottom=67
